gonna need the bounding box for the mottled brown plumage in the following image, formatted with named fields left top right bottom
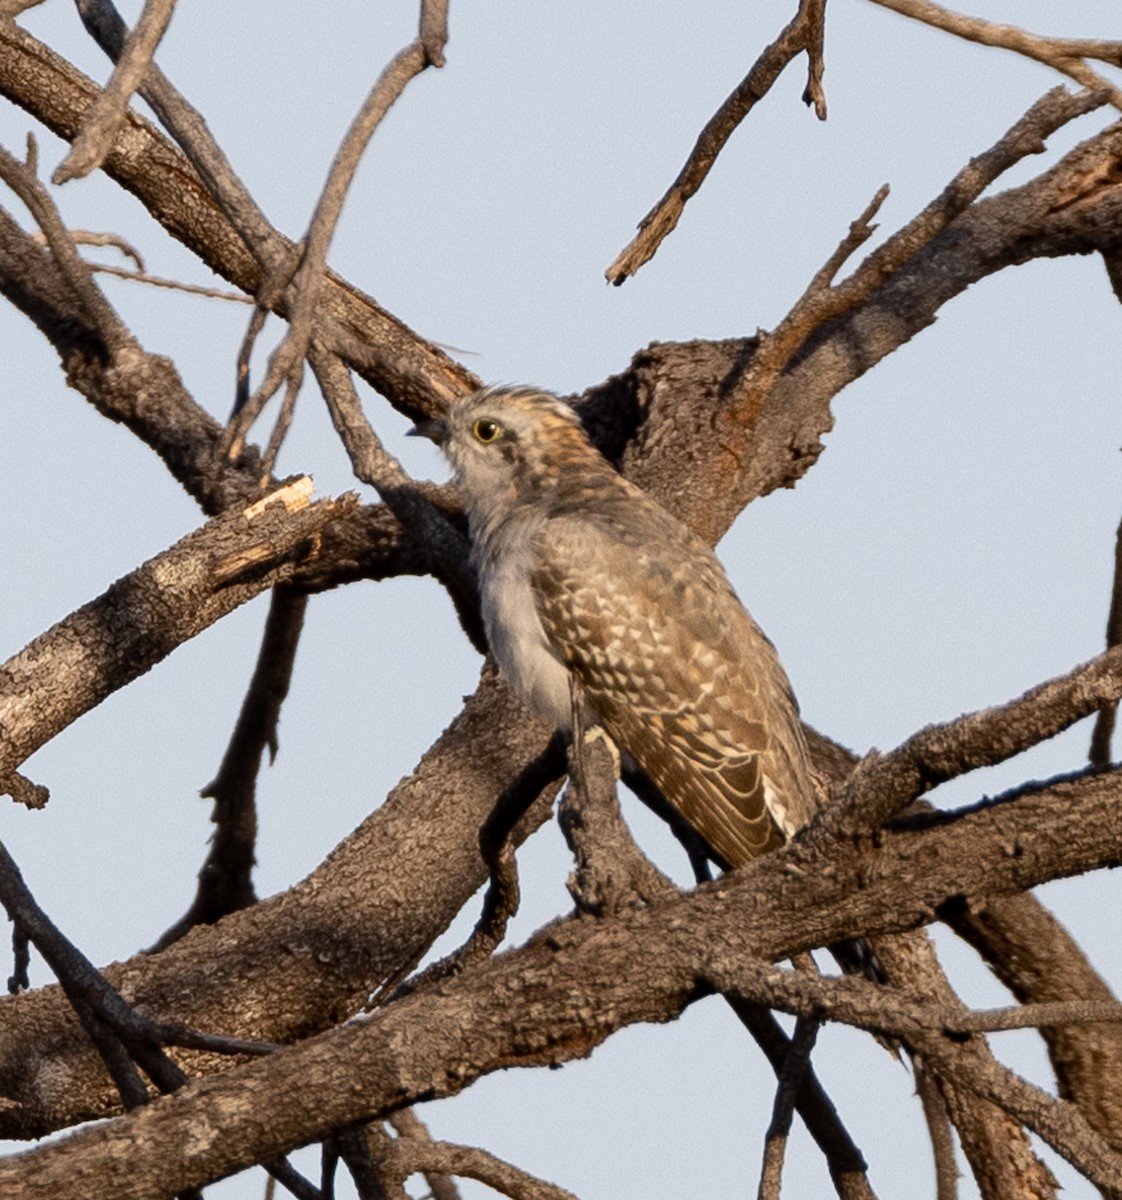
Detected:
left=428, top=385, right=818, bottom=868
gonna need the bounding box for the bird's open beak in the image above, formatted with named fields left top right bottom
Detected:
left=408, top=418, right=447, bottom=444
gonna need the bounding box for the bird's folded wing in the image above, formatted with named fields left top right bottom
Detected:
left=532, top=512, right=814, bottom=867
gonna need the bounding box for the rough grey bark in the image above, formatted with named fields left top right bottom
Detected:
left=0, top=7, right=1120, bottom=1198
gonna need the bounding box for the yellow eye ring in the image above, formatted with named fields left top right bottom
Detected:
left=473, top=418, right=502, bottom=444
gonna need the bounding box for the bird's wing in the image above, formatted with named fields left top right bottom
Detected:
left=531, top=507, right=816, bottom=868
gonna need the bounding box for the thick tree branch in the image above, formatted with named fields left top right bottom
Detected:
left=3, top=765, right=1121, bottom=1194
left=0, top=479, right=346, bottom=793
left=0, top=665, right=558, bottom=1138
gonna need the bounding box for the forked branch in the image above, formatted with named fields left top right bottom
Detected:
left=605, top=0, right=828, bottom=284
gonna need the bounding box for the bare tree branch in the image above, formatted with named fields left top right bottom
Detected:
left=915, top=1062, right=960, bottom=1200
left=225, top=36, right=441, bottom=472
left=418, top=0, right=449, bottom=68
left=55, top=0, right=178, bottom=184
left=309, top=346, right=480, bottom=640
left=866, top=0, right=1122, bottom=109
left=1090, top=510, right=1122, bottom=767
left=0, top=478, right=345, bottom=793
left=74, top=0, right=282, bottom=270
left=150, top=585, right=308, bottom=951
left=948, top=891, right=1122, bottom=1150
left=386, top=1110, right=461, bottom=1200
left=806, top=727, right=1122, bottom=1160
left=29, top=225, right=145, bottom=269
left=758, top=1016, right=820, bottom=1200
left=87, top=260, right=254, bottom=301
left=606, top=0, right=829, bottom=284
left=0, top=20, right=478, bottom=419
left=0, top=136, right=127, bottom=347
left=385, top=1137, right=580, bottom=1200
left=820, top=643, right=1122, bottom=842
left=0, top=836, right=272, bottom=1115
left=4, top=764, right=1122, bottom=1194
left=724, top=85, right=1110, bottom=434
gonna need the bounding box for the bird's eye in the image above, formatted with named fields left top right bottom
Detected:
left=473, top=418, right=502, bottom=444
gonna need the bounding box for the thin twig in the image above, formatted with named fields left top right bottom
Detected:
left=867, top=0, right=1122, bottom=110
left=606, top=0, right=829, bottom=283
left=321, top=1141, right=339, bottom=1200
left=55, top=0, right=178, bottom=183
left=30, top=226, right=145, bottom=269
left=709, top=957, right=1122, bottom=1044
left=915, top=1062, right=960, bottom=1200
left=758, top=1017, right=821, bottom=1200
left=75, top=0, right=281, bottom=268
left=308, top=346, right=480, bottom=639
left=89, top=261, right=254, bottom=303
left=801, top=0, right=828, bottom=117
left=150, top=587, right=307, bottom=952
left=1090, top=511, right=1122, bottom=768
left=0, top=136, right=126, bottom=346
left=223, top=34, right=440, bottom=474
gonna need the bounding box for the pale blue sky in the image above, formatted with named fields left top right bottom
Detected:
left=1, top=2, right=1119, bottom=1196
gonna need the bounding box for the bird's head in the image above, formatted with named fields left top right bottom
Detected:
left=412, top=386, right=597, bottom=519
